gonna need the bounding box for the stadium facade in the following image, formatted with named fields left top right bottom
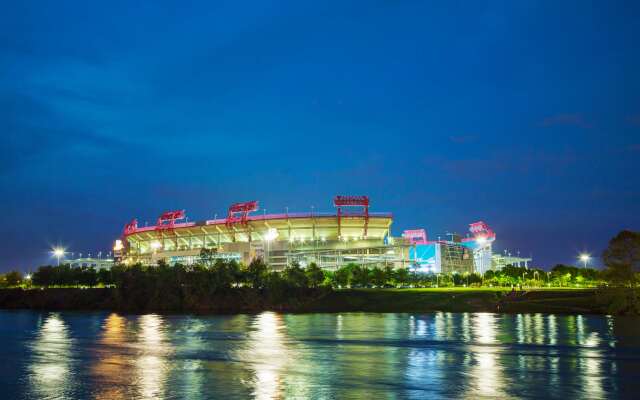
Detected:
left=115, top=196, right=527, bottom=274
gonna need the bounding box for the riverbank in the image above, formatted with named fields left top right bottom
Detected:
left=1, top=287, right=637, bottom=315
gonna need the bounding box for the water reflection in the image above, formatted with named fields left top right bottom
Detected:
left=465, top=313, right=505, bottom=399
left=27, top=313, right=74, bottom=399
left=135, top=314, right=171, bottom=400
left=92, top=313, right=130, bottom=400
left=9, top=311, right=636, bottom=399
left=243, top=312, right=289, bottom=399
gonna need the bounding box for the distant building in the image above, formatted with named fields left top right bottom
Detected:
left=409, top=241, right=474, bottom=274
left=491, top=254, right=531, bottom=270
left=67, top=258, right=113, bottom=270
left=406, top=221, right=532, bottom=274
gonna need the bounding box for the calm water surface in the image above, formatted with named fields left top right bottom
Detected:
left=1, top=311, right=639, bottom=399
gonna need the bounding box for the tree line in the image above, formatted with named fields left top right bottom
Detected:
left=1, top=229, right=638, bottom=290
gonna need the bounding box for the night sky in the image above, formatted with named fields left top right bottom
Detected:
left=1, top=1, right=639, bottom=271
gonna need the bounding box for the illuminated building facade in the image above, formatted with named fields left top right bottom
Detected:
left=118, top=196, right=411, bottom=270
left=117, top=196, right=526, bottom=273
left=405, top=221, right=521, bottom=274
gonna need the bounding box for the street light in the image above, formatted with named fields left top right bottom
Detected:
left=52, top=247, right=65, bottom=266
left=579, top=253, right=591, bottom=268
left=264, top=228, right=279, bottom=263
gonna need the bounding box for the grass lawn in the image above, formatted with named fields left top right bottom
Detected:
left=343, top=286, right=595, bottom=293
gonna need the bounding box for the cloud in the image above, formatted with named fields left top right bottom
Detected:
left=0, top=89, right=125, bottom=175
left=540, top=113, right=593, bottom=129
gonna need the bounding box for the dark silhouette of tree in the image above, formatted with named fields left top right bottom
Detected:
left=97, top=268, right=113, bottom=286
left=333, top=266, right=351, bottom=287
left=370, top=267, right=386, bottom=287
left=350, top=265, right=370, bottom=287
left=245, top=258, right=268, bottom=289
left=384, top=265, right=395, bottom=286
left=33, top=266, right=55, bottom=287
left=82, top=267, right=98, bottom=287
left=5, top=270, right=22, bottom=286
left=394, top=268, right=409, bottom=287
left=200, top=248, right=218, bottom=268
left=283, top=263, right=309, bottom=288
left=603, top=230, right=640, bottom=287
left=305, top=262, right=325, bottom=288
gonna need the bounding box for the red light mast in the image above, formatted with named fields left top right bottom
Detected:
left=123, top=218, right=138, bottom=236
left=333, top=195, right=370, bottom=238
left=156, top=210, right=186, bottom=231
left=226, top=200, right=259, bottom=227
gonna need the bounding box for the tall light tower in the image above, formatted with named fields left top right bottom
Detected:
left=579, top=253, right=591, bottom=268
left=52, top=247, right=65, bottom=266
left=264, top=228, right=279, bottom=264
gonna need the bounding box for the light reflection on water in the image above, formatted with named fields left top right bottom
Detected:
left=241, top=312, right=289, bottom=399
left=5, top=311, right=639, bottom=399
left=91, top=313, right=129, bottom=400
left=136, top=314, right=171, bottom=399
left=27, top=313, right=74, bottom=399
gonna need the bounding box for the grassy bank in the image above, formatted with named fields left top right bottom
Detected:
left=1, top=287, right=637, bottom=315
left=301, top=288, right=612, bottom=314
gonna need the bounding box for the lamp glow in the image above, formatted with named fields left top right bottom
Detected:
left=264, top=228, right=279, bottom=241
left=113, top=239, right=124, bottom=252
left=579, top=253, right=591, bottom=268
left=51, top=247, right=65, bottom=266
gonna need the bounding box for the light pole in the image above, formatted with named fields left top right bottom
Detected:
left=264, top=228, right=278, bottom=264
left=52, top=248, right=65, bottom=266
left=579, top=253, right=591, bottom=268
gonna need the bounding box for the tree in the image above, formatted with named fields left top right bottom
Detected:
left=245, top=258, right=268, bottom=289
left=97, top=268, right=113, bottom=286
left=384, top=265, right=395, bottom=286
left=333, top=267, right=351, bottom=288
left=200, top=248, right=218, bottom=268
left=5, top=270, right=23, bottom=286
left=82, top=267, right=98, bottom=287
left=394, top=268, right=409, bottom=287
left=209, top=259, right=234, bottom=290
left=603, top=230, right=640, bottom=287
left=370, top=267, right=386, bottom=287
left=350, top=265, right=370, bottom=287
left=33, top=266, right=55, bottom=287
left=283, top=263, right=309, bottom=288
left=305, top=263, right=325, bottom=288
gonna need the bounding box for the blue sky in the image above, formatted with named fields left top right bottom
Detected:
left=1, top=1, right=639, bottom=271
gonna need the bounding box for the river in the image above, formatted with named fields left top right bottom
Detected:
left=1, top=310, right=639, bottom=399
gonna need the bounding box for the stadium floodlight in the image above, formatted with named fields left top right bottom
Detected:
left=25, top=274, right=32, bottom=280
left=476, top=236, right=487, bottom=245
left=52, top=247, right=65, bottom=266
left=264, top=228, right=279, bottom=242
left=579, top=253, right=591, bottom=268
left=113, top=239, right=124, bottom=252
left=150, top=241, right=162, bottom=251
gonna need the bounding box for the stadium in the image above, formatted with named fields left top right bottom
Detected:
left=116, top=195, right=529, bottom=273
